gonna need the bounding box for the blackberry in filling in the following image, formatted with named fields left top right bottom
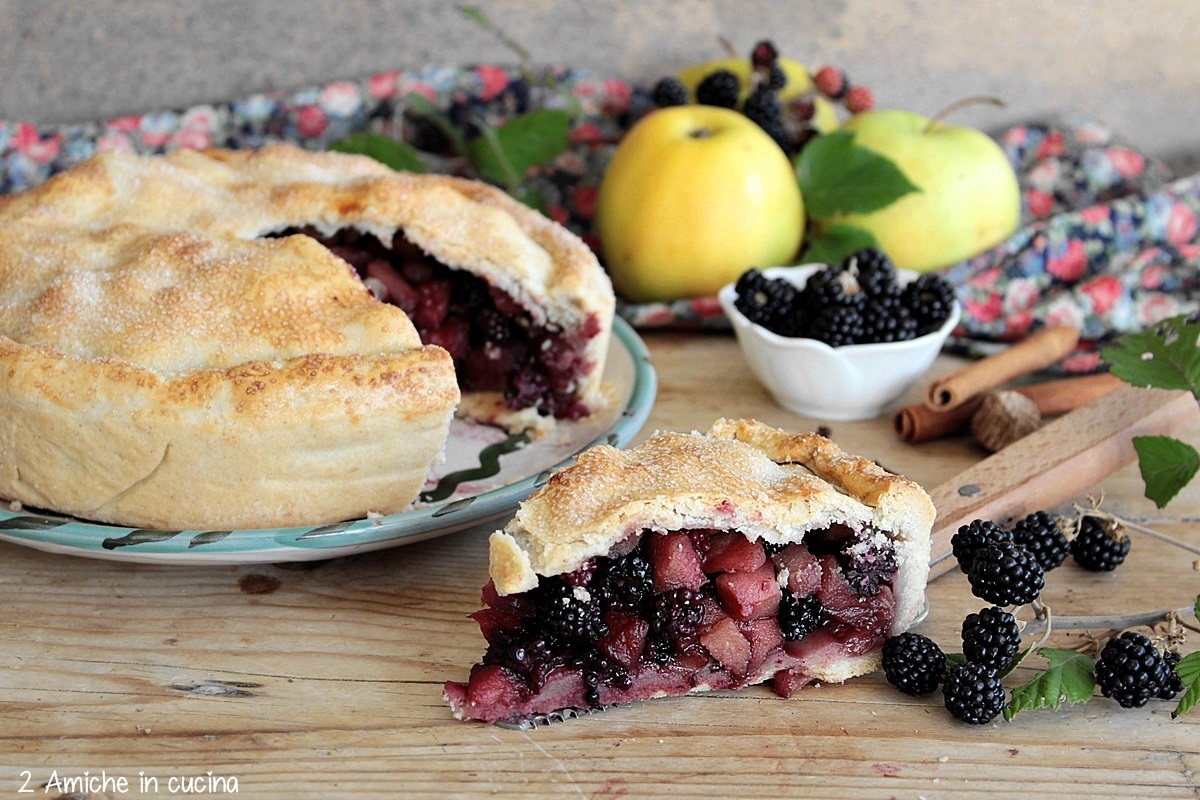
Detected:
left=269, top=227, right=602, bottom=420
left=445, top=523, right=899, bottom=724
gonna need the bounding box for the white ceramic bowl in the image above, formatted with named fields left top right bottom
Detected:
left=717, top=264, right=960, bottom=422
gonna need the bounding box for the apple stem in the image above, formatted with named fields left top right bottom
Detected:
left=924, top=96, right=1006, bottom=133
left=718, top=35, right=739, bottom=58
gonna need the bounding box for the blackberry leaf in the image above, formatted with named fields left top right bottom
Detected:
left=1101, top=314, right=1200, bottom=396
left=796, top=131, right=921, bottom=219
left=1132, top=435, right=1200, bottom=508
left=469, top=110, right=571, bottom=190
left=330, top=133, right=428, bottom=173
left=1003, top=648, right=1095, bottom=721
left=1173, top=651, right=1200, bottom=719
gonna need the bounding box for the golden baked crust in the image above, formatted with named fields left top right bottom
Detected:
left=489, top=418, right=935, bottom=660
left=0, top=144, right=612, bottom=529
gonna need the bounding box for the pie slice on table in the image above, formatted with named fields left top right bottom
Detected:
left=444, top=418, right=936, bottom=724
left=0, top=144, right=613, bottom=530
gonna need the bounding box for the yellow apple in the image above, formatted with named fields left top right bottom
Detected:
left=829, top=109, right=1020, bottom=272
left=596, top=106, right=805, bottom=302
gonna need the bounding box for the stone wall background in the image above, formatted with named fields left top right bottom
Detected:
left=2, top=0, right=1197, bottom=164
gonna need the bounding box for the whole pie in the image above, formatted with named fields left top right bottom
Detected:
left=444, top=418, right=935, bottom=724
left=0, top=145, right=613, bottom=530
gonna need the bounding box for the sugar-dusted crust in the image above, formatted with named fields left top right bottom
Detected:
left=489, top=418, right=935, bottom=652
left=0, top=144, right=612, bottom=528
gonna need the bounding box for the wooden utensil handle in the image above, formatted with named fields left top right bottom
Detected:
left=927, top=384, right=1199, bottom=580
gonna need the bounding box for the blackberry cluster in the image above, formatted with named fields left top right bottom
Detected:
left=881, top=632, right=946, bottom=696
left=1071, top=516, right=1131, bottom=572
left=778, top=589, right=824, bottom=641
left=961, top=606, right=1021, bottom=672
left=731, top=249, right=956, bottom=347
left=943, top=662, right=1007, bottom=724
left=1094, top=631, right=1173, bottom=709
left=1010, top=510, right=1070, bottom=571
left=967, top=541, right=1045, bottom=607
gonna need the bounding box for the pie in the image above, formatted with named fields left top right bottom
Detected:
left=0, top=144, right=614, bottom=530
left=444, top=418, right=935, bottom=724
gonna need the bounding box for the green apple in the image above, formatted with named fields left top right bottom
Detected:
left=597, top=105, right=805, bottom=302
left=830, top=109, right=1020, bottom=272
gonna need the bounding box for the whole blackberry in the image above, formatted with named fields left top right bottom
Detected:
left=1158, top=651, right=1186, bottom=700
left=594, top=551, right=655, bottom=611
left=734, top=269, right=801, bottom=335
left=650, top=588, right=705, bottom=644
left=800, top=265, right=862, bottom=309
left=651, top=76, right=690, bottom=107
left=902, top=273, right=957, bottom=336
left=1094, top=631, right=1171, bottom=708
left=695, top=69, right=741, bottom=108
left=967, top=541, right=1045, bottom=607
left=857, top=297, right=918, bottom=344
left=765, top=63, right=787, bottom=91
left=882, top=632, right=946, bottom=696
left=1071, top=516, right=1131, bottom=571
left=943, top=662, right=1006, bottom=724
left=778, top=589, right=825, bottom=641
left=538, top=580, right=608, bottom=642
left=742, top=87, right=791, bottom=152
left=805, top=302, right=865, bottom=347
left=951, top=519, right=1013, bottom=574
left=844, top=248, right=898, bottom=299
left=1010, top=510, right=1070, bottom=571
left=961, top=606, right=1021, bottom=672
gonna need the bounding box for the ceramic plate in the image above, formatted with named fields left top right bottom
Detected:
left=0, top=318, right=656, bottom=565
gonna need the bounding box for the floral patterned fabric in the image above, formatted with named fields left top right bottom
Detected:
left=2, top=67, right=1197, bottom=363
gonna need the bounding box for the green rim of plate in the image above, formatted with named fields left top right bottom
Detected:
left=0, top=317, right=656, bottom=561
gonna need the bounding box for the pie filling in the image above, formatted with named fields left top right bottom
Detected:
left=444, top=523, right=898, bottom=724
left=270, top=227, right=603, bottom=420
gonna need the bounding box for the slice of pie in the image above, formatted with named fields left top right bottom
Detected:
left=0, top=144, right=613, bottom=530
left=444, top=418, right=935, bottom=724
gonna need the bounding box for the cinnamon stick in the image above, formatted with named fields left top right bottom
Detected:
left=923, top=326, right=1081, bottom=412
left=895, top=372, right=1124, bottom=443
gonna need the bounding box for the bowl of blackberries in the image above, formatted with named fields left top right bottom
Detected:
left=717, top=248, right=960, bottom=421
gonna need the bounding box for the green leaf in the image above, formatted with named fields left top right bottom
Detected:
left=405, top=92, right=468, bottom=156
left=1003, top=648, right=1095, bottom=721
left=1172, top=651, right=1200, bottom=719
left=467, top=109, right=571, bottom=190
left=328, top=132, right=427, bottom=173
left=945, top=652, right=967, bottom=668
left=1194, top=594, right=1199, bottom=621
left=800, top=223, right=878, bottom=266
left=1101, top=314, right=1200, bottom=397
left=796, top=131, right=921, bottom=219
left=1132, top=435, right=1200, bottom=508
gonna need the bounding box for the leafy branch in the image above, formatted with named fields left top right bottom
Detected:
left=1101, top=313, right=1200, bottom=507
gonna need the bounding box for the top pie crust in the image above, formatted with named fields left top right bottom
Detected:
left=0, top=144, right=613, bottom=529
left=489, top=418, right=935, bottom=637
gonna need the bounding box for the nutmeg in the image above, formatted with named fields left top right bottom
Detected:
left=971, top=390, right=1042, bottom=452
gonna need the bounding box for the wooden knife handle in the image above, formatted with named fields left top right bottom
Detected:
left=927, top=384, right=1199, bottom=580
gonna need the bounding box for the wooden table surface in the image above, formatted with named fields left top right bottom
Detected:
left=2, top=331, right=1197, bottom=799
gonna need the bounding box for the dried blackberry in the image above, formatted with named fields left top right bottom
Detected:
left=1010, top=510, right=1070, bottom=571
left=651, top=76, right=690, bottom=107
left=594, top=552, right=655, bottom=612
left=1071, top=515, right=1131, bottom=571
left=951, top=519, right=1013, bottom=574
left=650, top=588, right=705, bottom=644
left=734, top=269, right=801, bottom=335
left=537, top=580, right=608, bottom=642
left=778, top=589, right=824, bottom=641
left=961, top=606, right=1021, bottom=672
left=695, top=69, right=741, bottom=108
left=882, top=632, right=945, bottom=696
left=967, top=541, right=1045, bottom=607
left=902, top=273, right=957, bottom=336
left=1094, top=631, right=1171, bottom=708
left=943, top=662, right=1006, bottom=724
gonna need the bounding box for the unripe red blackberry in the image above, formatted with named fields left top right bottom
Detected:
left=813, top=65, right=847, bottom=99
left=845, top=84, right=875, bottom=113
